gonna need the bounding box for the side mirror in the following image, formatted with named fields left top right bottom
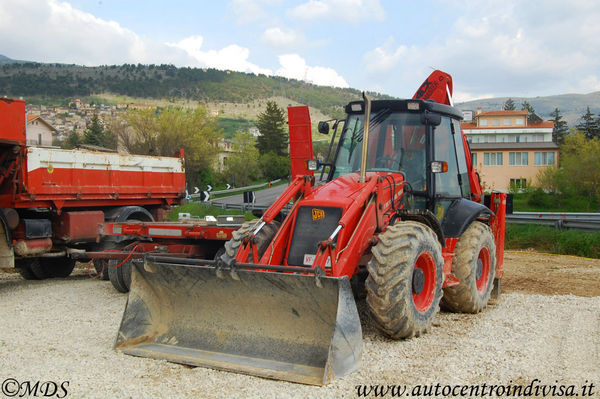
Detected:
left=317, top=121, right=330, bottom=134
left=421, top=111, right=441, bottom=126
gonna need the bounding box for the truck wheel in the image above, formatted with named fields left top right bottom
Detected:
left=106, top=214, right=149, bottom=292
left=366, top=221, right=443, bottom=339
left=29, top=258, right=50, bottom=279
left=108, top=259, right=132, bottom=293
left=221, top=220, right=281, bottom=265
left=441, top=221, right=496, bottom=313
left=93, top=259, right=109, bottom=280
left=15, top=259, right=38, bottom=280
left=42, top=257, right=76, bottom=278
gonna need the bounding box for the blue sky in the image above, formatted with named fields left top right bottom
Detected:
left=1, top=0, right=599, bottom=102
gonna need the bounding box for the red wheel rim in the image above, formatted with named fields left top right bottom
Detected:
left=412, top=252, right=436, bottom=312
left=475, top=246, right=491, bottom=293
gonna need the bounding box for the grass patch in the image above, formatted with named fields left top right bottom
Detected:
left=169, top=203, right=254, bottom=222
left=219, top=117, right=255, bottom=139
left=511, top=189, right=599, bottom=212
left=506, top=223, right=600, bottom=258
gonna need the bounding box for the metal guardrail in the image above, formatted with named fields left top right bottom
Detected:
left=189, top=179, right=282, bottom=199
left=506, top=212, right=600, bottom=231
left=209, top=201, right=291, bottom=213
left=209, top=203, right=600, bottom=232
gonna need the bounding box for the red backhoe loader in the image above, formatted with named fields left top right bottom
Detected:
left=114, top=70, right=506, bottom=385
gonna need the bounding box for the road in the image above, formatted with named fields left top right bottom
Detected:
left=211, top=183, right=289, bottom=207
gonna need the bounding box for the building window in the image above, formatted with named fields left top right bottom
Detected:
left=479, top=119, right=488, bottom=127
left=503, top=118, right=512, bottom=126
left=534, top=152, right=556, bottom=166
left=510, top=178, right=527, bottom=190
left=509, top=152, right=528, bottom=166
left=484, top=152, right=503, bottom=166
left=516, top=118, right=524, bottom=125
left=492, top=119, right=500, bottom=126
left=471, top=153, right=477, bottom=165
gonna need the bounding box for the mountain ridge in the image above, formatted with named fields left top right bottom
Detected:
left=1, top=54, right=598, bottom=126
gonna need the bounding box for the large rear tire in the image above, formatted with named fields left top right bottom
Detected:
left=221, top=220, right=281, bottom=265
left=366, top=221, right=443, bottom=339
left=441, top=221, right=496, bottom=313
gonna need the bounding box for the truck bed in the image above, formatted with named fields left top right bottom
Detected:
left=4, top=146, right=186, bottom=209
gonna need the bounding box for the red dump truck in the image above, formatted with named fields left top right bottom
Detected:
left=0, top=97, right=186, bottom=280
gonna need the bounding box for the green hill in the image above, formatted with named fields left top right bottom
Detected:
left=0, top=57, right=392, bottom=119
left=3, top=54, right=598, bottom=127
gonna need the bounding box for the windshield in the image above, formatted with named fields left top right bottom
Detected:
left=332, top=110, right=427, bottom=190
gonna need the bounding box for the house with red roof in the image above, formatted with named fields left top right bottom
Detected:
left=462, top=108, right=558, bottom=190
left=26, top=115, right=57, bottom=146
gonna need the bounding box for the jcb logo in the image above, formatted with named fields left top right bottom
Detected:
left=312, top=209, right=325, bottom=221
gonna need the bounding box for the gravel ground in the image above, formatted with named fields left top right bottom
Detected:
left=0, top=253, right=598, bottom=398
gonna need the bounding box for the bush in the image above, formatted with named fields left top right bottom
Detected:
left=259, top=151, right=290, bottom=181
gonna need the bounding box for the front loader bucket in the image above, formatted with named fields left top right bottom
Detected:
left=115, top=259, right=362, bottom=385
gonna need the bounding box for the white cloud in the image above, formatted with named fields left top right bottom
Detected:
left=0, top=0, right=273, bottom=76
left=227, top=0, right=271, bottom=25
left=362, top=37, right=409, bottom=75
left=276, top=54, right=349, bottom=88
left=167, top=36, right=272, bottom=75
left=0, top=0, right=194, bottom=66
left=361, top=0, right=600, bottom=98
left=288, top=0, right=385, bottom=24
left=261, top=27, right=305, bottom=50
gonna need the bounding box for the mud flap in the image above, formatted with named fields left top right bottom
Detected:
left=115, top=259, right=362, bottom=385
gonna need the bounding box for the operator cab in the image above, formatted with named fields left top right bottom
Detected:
left=322, top=99, right=473, bottom=220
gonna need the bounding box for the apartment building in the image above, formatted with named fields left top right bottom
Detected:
left=462, top=109, right=558, bottom=190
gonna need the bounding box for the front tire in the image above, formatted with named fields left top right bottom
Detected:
left=441, top=221, right=496, bottom=313
left=220, top=220, right=281, bottom=265
left=366, top=221, right=443, bottom=339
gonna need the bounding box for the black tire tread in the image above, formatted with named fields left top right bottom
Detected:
left=366, top=221, right=444, bottom=339
left=15, top=259, right=39, bottom=280
left=441, top=221, right=496, bottom=313
left=221, top=220, right=281, bottom=265
left=108, top=260, right=131, bottom=293
left=43, top=257, right=76, bottom=278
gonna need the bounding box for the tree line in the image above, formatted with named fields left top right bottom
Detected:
left=63, top=101, right=291, bottom=189
left=0, top=62, right=391, bottom=118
